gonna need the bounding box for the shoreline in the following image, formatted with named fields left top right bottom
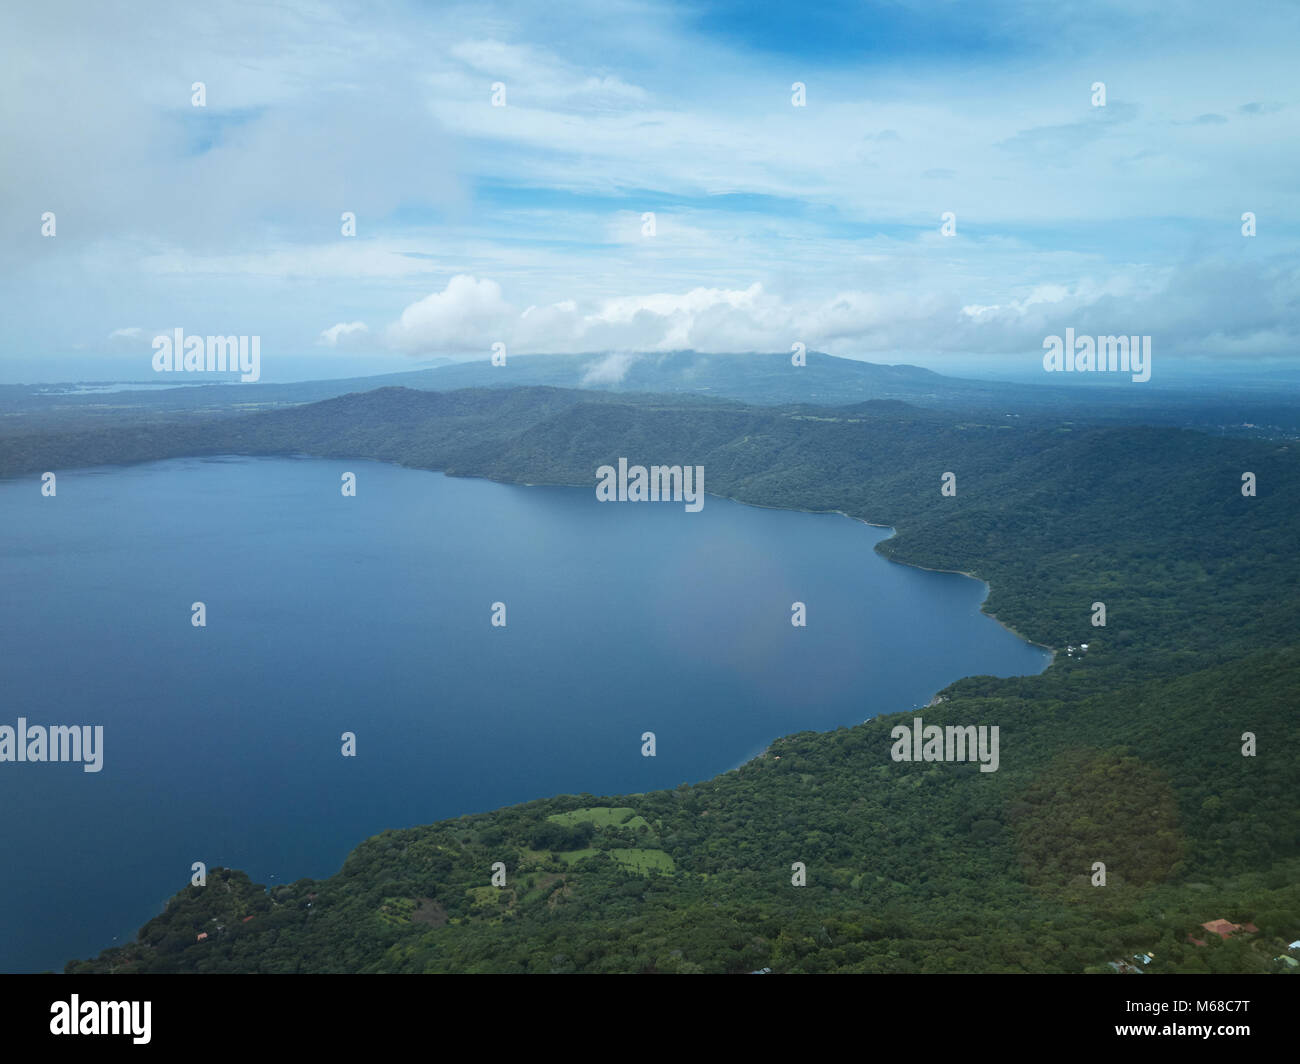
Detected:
left=707, top=492, right=1057, bottom=663
left=695, top=490, right=1056, bottom=772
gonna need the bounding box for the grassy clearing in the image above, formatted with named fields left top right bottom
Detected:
left=547, top=806, right=637, bottom=828
left=610, top=849, right=675, bottom=875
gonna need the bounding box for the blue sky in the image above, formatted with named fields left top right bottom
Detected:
left=2, top=0, right=1298, bottom=383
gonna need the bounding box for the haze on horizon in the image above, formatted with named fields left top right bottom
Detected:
left=2, top=0, right=1298, bottom=385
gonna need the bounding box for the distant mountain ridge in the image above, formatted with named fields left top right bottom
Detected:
left=3, top=351, right=1299, bottom=439
left=421, top=350, right=952, bottom=401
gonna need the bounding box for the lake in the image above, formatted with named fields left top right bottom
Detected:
left=0, top=456, right=1050, bottom=971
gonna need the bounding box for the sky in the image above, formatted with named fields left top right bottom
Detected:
left=2, top=0, right=1298, bottom=384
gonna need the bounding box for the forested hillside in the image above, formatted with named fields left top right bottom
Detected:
left=23, top=385, right=1297, bottom=974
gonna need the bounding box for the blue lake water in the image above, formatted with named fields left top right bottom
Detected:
left=0, top=456, right=1049, bottom=971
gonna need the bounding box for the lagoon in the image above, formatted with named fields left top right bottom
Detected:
left=0, top=456, right=1049, bottom=971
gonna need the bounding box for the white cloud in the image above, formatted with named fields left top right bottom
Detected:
left=444, top=38, right=648, bottom=112
left=381, top=262, right=1300, bottom=362
left=385, top=275, right=514, bottom=353
left=319, top=321, right=370, bottom=347
left=580, top=352, right=639, bottom=385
